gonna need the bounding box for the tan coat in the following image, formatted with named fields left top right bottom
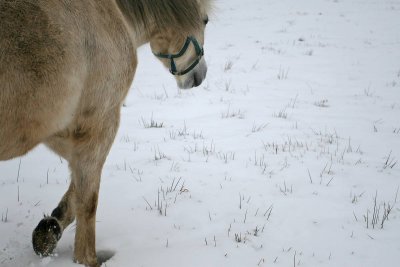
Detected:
left=0, top=0, right=210, bottom=266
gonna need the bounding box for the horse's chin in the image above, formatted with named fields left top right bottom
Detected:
left=176, top=58, right=207, bottom=89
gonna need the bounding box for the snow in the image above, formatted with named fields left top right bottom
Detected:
left=1, top=0, right=400, bottom=266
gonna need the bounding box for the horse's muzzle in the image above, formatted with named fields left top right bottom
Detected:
left=177, top=58, right=207, bottom=89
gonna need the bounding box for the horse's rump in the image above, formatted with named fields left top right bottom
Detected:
left=0, top=0, right=134, bottom=159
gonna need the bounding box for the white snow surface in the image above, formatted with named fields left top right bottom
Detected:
left=1, top=0, right=400, bottom=266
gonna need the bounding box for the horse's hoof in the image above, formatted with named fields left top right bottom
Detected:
left=97, top=250, right=115, bottom=265
left=32, top=217, right=62, bottom=256
left=74, top=258, right=100, bottom=267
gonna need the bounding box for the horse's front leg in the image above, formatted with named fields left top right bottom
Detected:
left=71, top=161, right=102, bottom=267
left=69, top=111, right=120, bottom=267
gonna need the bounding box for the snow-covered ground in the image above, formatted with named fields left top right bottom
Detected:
left=1, top=0, right=400, bottom=266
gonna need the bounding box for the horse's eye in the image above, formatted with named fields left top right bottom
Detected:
left=203, top=16, right=209, bottom=25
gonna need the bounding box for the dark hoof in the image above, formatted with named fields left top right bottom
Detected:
left=32, top=217, right=62, bottom=256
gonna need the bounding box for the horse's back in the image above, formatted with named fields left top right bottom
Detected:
left=0, top=0, right=85, bottom=160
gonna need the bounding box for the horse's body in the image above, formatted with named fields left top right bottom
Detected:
left=0, top=0, right=210, bottom=266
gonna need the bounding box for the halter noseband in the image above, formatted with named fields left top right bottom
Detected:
left=153, top=36, right=204, bottom=76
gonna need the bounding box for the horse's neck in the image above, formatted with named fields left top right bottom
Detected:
left=114, top=0, right=153, bottom=47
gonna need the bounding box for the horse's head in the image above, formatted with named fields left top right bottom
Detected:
left=150, top=4, right=209, bottom=89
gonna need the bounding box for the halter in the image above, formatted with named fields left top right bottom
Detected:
left=153, top=36, right=204, bottom=76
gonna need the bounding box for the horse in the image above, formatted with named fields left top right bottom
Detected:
left=0, top=0, right=211, bottom=266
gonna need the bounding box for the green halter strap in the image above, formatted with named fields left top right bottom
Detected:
left=153, top=36, right=204, bottom=76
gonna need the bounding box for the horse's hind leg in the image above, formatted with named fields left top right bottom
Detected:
left=32, top=108, right=120, bottom=267
left=32, top=134, right=77, bottom=256
left=32, top=182, right=76, bottom=256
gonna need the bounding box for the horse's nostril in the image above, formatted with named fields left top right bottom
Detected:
left=193, top=69, right=206, bottom=87
left=193, top=74, right=201, bottom=87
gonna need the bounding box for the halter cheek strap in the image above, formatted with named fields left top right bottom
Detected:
left=153, top=36, right=204, bottom=76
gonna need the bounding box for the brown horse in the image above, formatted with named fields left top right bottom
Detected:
left=0, top=0, right=211, bottom=266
